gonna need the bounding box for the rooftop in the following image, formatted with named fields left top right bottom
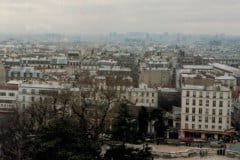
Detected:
left=0, top=85, right=18, bottom=90
left=182, top=84, right=230, bottom=92
left=127, top=87, right=157, bottom=92
left=158, top=88, right=179, bottom=93
left=20, top=81, right=62, bottom=89
left=211, top=63, right=240, bottom=74
left=215, top=75, right=235, bottom=80
left=183, top=65, right=213, bottom=70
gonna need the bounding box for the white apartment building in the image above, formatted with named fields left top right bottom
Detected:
left=125, top=84, right=158, bottom=108
left=180, top=84, right=232, bottom=140
left=18, top=82, right=63, bottom=109
left=0, top=85, right=18, bottom=114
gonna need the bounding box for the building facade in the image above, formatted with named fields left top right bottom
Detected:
left=125, top=84, right=158, bottom=108
left=139, top=68, right=172, bottom=88
left=180, top=84, right=232, bottom=139
left=18, top=82, right=62, bottom=109
left=8, top=66, right=43, bottom=80
left=0, top=85, right=18, bottom=114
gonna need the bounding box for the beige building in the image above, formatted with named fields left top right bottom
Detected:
left=180, top=74, right=214, bottom=88
left=125, top=84, right=158, bottom=108
left=139, top=68, right=172, bottom=88
left=180, top=84, right=232, bottom=140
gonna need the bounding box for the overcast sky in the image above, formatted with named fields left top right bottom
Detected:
left=0, top=0, right=240, bottom=35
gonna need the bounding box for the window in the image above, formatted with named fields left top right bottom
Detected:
left=186, top=91, right=190, bottom=97
left=141, top=92, right=144, bottom=97
left=9, top=92, right=15, bottom=96
left=213, top=100, right=216, bottom=107
left=219, top=101, right=223, bottom=107
left=186, top=107, right=189, bottom=113
left=185, top=124, right=188, bottom=129
left=0, top=92, right=6, bottom=96
left=192, top=116, right=195, bottom=122
left=219, top=117, right=222, bottom=123
left=218, top=126, right=222, bottom=130
left=213, top=92, right=216, bottom=98
left=146, top=92, right=149, bottom=97
left=199, top=108, right=202, bottom=114
left=199, top=124, right=201, bottom=129
left=135, top=98, right=138, bottom=103
left=192, top=99, right=196, bottom=105
left=206, top=92, right=209, bottom=98
left=212, top=117, right=215, bottom=123
left=151, top=99, right=154, bottom=103
left=146, top=99, right=149, bottom=103
left=220, top=93, right=223, bottom=99
left=212, top=109, right=216, bottom=115
left=192, top=124, right=195, bottom=129
left=31, top=97, right=35, bottom=102
left=152, top=93, right=154, bottom=97
left=212, top=125, right=215, bottom=129
left=192, top=108, right=195, bottom=113
left=199, top=100, right=202, bottom=106
left=205, top=116, right=208, bottom=123
left=141, top=99, right=144, bottom=103
left=199, top=116, right=202, bottom=122
left=219, top=109, right=222, bottom=115
left=23, top=96, right=25, bottom=102
left=206, top=100, right=209, bottom=106
left=205, top=125, right=208, bottom=129
left=193, top=91, right=196, bottom=97
left=227, top=109, right=230, bottom=116
left=206, top=108, right=209, bottom=114
left=185, top=115, right=189, bottom=121
left=186, top=99, right=189, bottom=105
left=199, top=91, right=202, bottom=97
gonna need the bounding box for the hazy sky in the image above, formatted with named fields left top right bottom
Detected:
left=1, top=0, right=240, bottom=34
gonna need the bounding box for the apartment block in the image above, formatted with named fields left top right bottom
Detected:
left=0, top=85, right=18, bottom=114
left=180, top=84, right=232, bottom=139
left=125, top=84, right=158, bottom=108
left=18, top=82, right=62, bottom=109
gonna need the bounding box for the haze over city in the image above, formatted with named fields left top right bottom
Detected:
left=1, top=1, right=240, bottom=160
left=1, top=0, right=240, bottom=35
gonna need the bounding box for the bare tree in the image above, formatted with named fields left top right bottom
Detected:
left=0, top=109, right=32, bottom=160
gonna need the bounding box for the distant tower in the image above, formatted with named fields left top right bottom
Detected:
left=0, top=61, right=6, bottom=84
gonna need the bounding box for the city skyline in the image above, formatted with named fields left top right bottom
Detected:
left=1, top=0, right=240, bottom=35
